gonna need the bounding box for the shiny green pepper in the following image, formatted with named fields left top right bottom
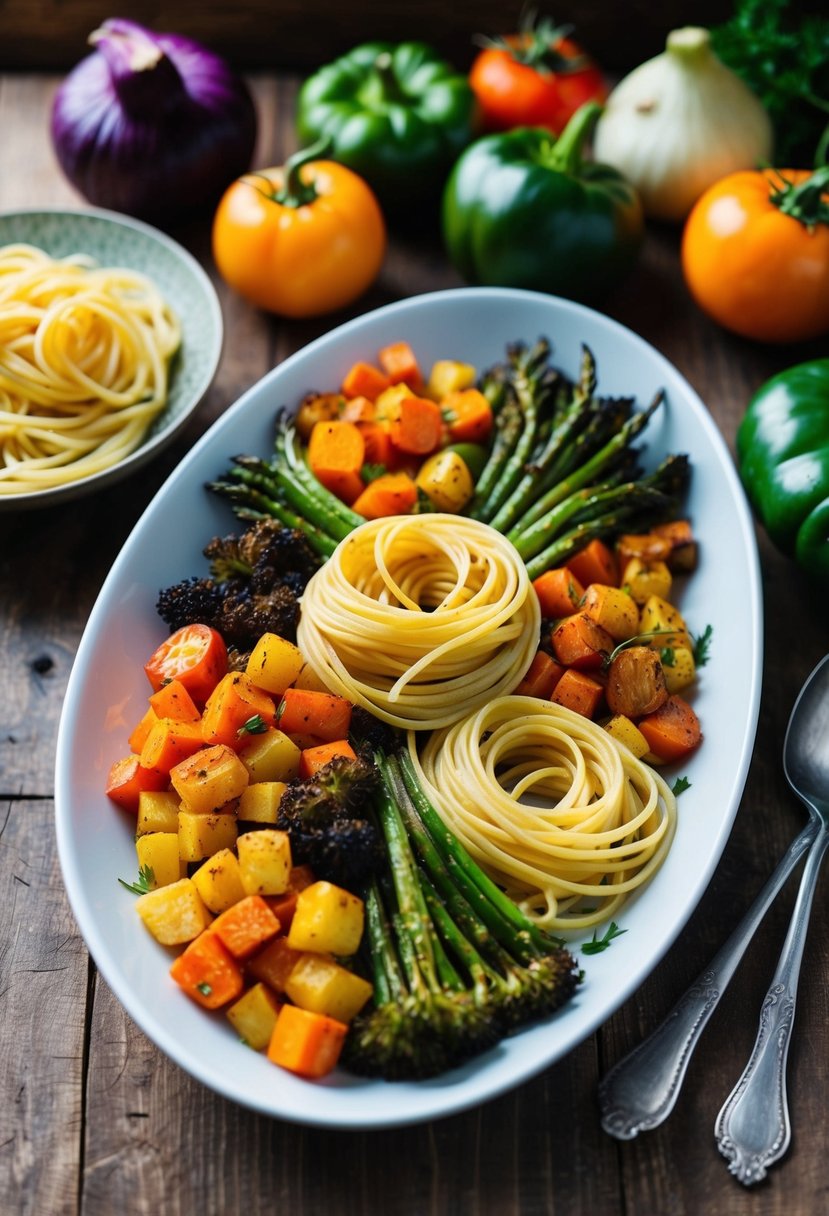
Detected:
left=296, top=41, right=477, bottom=215
left=737, top=359, right=829, bottom=582
left=441, top=102, right=643, bottom=304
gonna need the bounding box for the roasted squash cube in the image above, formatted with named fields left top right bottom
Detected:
left=287, top=881, right=364, bottom=956
left=191, top=847, right=247, bottom=914
left=620, top=557, right=673, bottom=605
left=135, top=831, right=183, bottom=888
left=604, top=714, right=650, bottom=759
left=170, top=743, right=249, bottom=814
left=246, top=935, right=308, bottom=993
left=237, top=829, right=292, bottom=896
left=178, top=809, right=238, bottom=863
left=135, top=877, right=211, bottom=945
left=238, top=729, right=302, bottom=783
left=660, top=644, right=697, bottom=694
left=285, top=954, right=373, bottom=1022
left=639, top=594, right=692, bottom=651
left=580, top=583, right=640, bottom=641
left=209, top=894, right=281, bottom=960
left=169, top=930, right=243, bottom=1009
left=245, top=633, right=304, bottom=697
left=136, top=789, right=181, bottom=836
left=238, top=781, right=286, bottom=824
left=267, top=1004, right=348, bottom=1078
left=227, top=982, right=282, bottom=1050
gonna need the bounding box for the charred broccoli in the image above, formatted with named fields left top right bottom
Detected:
left=156, top=518, right=319, bottom=651
left=276, top=755, right=385, bottom=888
left=348, top=705, right=402, bottom=759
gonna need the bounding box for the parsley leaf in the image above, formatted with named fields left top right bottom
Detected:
left=118, top=864, right=154, bottom=895
left=692, top=624, right=713, bottom=667
left=360, top=462, right=387, bottom=483
left=672, top=776, right=692, bottom=796
left=196, top=982, right=213, bottom=996
left=660, top=646, right=676, bottom=668
left=581, top=921, right=627, bottom=955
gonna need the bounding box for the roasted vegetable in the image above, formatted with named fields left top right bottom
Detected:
left=737, top=359, right=829, bottom=582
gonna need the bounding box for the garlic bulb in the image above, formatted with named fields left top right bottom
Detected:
left=593, top=27, right=773, bottom=222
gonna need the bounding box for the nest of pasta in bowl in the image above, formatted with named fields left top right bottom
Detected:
left=0, top=207, right=222, bottom=510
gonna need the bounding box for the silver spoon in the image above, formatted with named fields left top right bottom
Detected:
left=599, top=656, right=829, bottom=1144
left=715, top=653, right=829, bottom=1185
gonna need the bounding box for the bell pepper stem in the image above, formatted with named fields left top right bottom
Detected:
left=547, top=101, right=603, bottom=175
left=274, top=137, right=332, bottom=208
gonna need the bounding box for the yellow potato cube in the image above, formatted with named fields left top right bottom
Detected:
left=136, top=790, right=180, bottom=836
left=581, top=583, right=640, bottom=641
left=178, top=810, right=238, bottom=863
left=285, top=954, right=373, bottom=1023
left=239, top=729, right=301, bottom=783
left=427, top=358, right=476, bottom=399
left=374, top=382, right=414, bottom=418
left=245, top=633, right=304, bottom=697
left=237, top=829, right=292, bottom=896
left=238, top=781, right=286, bottom=824
left=639, top=594, right=692, bottom=651
left=620, top=558, right=672, bottom=605
left=287, top=881, right=365, bottom=956
left=191, top=847, right=247, bottom=914
left=135, top=877, right=210, bottom=945
left=226, top=982, right=282, bottom=1050
left=661, top=644, right=696, bottom=694
left=293, top=663, right=332, bottom=694
left=170, top=743, right=249, bottom=814
left=135, top=831, right=183, bottom=888
left=604, top=714, right=650, bottom=759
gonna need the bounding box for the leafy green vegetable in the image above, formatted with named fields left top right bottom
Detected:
left=118, top=864, right=154, bottom=895
left=581, top=921, right=627, bottom=955
left=672, top=776, right=692, bottom=796
left=711, top=0, right=829, bottom=165
left=692, top=624, right=713, bottom=667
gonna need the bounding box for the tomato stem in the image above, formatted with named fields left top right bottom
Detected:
left=274, top=137, right=332, bottom=208
left=769, top=165, right=829, bottom=229
left=476, top=14, right=586, bottom=75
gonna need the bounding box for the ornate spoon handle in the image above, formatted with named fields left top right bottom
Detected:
left=714, top=828, right=829, bottom=1186
left=599, top=818, right=818, bottom=1140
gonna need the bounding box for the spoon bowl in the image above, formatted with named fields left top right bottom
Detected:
left=783, top=654, right=829, bottom=819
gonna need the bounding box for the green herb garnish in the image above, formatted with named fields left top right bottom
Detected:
left=118, top=864, right=154, bottom=895
left=581, top=921, right=627, bottom=955
left=692, top=624, right=713, bottom=667
left=238, top=713, right=268, bottom=737
left=672, top=776, right=692, bottom=796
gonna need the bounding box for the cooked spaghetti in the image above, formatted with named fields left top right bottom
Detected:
left=411, top=695, right=677, bottom=931
left=0, top=243, right=181, bottom=494
left=297, top=514, right=540, bottom=730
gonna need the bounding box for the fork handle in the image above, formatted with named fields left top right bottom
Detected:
left=599, top=818, right=818, bottom=1140
left=714, top=828, right=829, bottom=1186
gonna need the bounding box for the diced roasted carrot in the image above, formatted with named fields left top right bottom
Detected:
left=307, top=419, right=366, bottom=504
left=209, top=894, right=281, bottom=960
left=169, top=930, right=244, bottom=1009
left=148, top=678, right=201, bottom=723
left=105, top=754, right=169, bottom=812
left=550, top=669, right=605, bottom=719
left=550, top=612, right=614, bottom=670
left=514, top=651, right=565, bottom=699
left=247, top=935, right=307, bottom=993
left=387, top=395, right=443, bottom=455
left=128, top=706, right=158, bottom=754
left=267, top=1004, right=348, bottom=1078
left=277, top=687, right=353, bottom=743
left=352, top=471, right=418, bottom=519
left=566, top=539, right=618, bottom=588
left=201, top=672, right=276, bottom=748
left=651, top=519, right=699, bottom=572
left=638, top=695, right=702, bottom=763
left=378, top=340, right=423, bottom=390
left=139, top=718, right=206, bottom=776
left=532, top=567, right=585, bottom=619
left=299, top=739, right=358, bottom=779
left=341, top=361, right=390, bottom=402
left=441, top=388, right=493, bottom=445
left=339, top=395, right=376, bottom=424
left=356, top=420, right=394, bottom=469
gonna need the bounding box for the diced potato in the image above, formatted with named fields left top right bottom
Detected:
left=135, top=877, right=211, bottom=945
left=580, top=583, right=640, bottom=641
left=604, top=714, right=650, bottom=759
left=427, top=358, right=476, bottom=399
left=373, top=381, right=414, bottom=418
left=191, top=847, right=247, bottom=914
left=239, top=781, right=286, bottom=824
left=292, top=663, right=332, bottom=694
left=170, top=743, right=249, bottom=814
left=136, top=789, right=181, bottom=836
left=287, top=881, right=365, bottom=956
left=136, top=831, right=183, bottom=888
left=639, top=594, right=692, bottom=651
left=245, top=633, right=304, bottom=697
left=415, top=449, right=474, bottom=513
left=246, top=936, right=309, bottom=993
left=661, top=644, right=696, bottom=694
left=237, top=829, right=292, bottom=896
left=227, top=982, right=282, bottom=1050
left=285, top=954, right=373, bottom=1023
left=178, top=810, right=238, bottom=863
left=621, top=558, right=672, bottom=605
left=239, top=729, right=301, bottom=783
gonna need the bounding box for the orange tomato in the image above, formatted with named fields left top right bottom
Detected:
left=144, top=624, right=228, bottom=706
left=212, top=143, right=386, bottom=318
left=681, top=168, right=829, bottom=344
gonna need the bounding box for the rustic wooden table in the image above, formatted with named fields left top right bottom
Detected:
left=2, top=72, right=827, bottom=1216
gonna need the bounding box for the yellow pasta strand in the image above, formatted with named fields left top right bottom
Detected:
left=0, top=244, right=181, bottom=493
left=297, top=514, right=540, bottom=730
left=410, top=695, right=677, bottom=932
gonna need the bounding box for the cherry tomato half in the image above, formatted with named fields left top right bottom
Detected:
left=144, top=624, right=228, bottom=706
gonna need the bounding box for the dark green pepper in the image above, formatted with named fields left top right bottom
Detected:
left=737, top=359, right=829, bottom=582
left=442, top=102, right=643, bottom=304
left=296, top=41, right=477, bottom=215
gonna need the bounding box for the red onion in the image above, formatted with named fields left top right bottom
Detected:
left=50, top=18, right=258, bottom=226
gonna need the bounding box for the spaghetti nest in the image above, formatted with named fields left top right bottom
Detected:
left=297, top=514, right=540, bottom=730
left=411, top=695, right=678, bottom=932
left=0, top=243, right=181, bottom=494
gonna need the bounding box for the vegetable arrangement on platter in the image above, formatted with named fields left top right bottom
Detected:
left=106, top=330, right=709, bottom=1087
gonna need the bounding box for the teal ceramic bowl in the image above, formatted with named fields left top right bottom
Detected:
left=0, top=207, right=223, bottom=510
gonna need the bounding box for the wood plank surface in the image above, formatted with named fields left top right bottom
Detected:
left=1, top=64, right=828, bottom=1216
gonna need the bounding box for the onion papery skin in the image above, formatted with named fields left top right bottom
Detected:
left=50, top=18, right=258, bottom=226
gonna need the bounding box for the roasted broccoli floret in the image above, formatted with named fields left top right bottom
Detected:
left=348, top=706, right=402, bottom=759
left=276, top=755, right=385, bottom=888
left=156, top=577, right=225, bottom=634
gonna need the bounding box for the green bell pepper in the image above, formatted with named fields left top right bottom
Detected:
left=441, top=102, right=643, bottom=304
left=296, top=41, right=477, bottom=215
left=737, top=359, right=829, bottom=582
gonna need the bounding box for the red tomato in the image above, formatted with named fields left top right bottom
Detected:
left=144, top=624, right=228, bottom=706
left=469, top=17, right=607, bottom=135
